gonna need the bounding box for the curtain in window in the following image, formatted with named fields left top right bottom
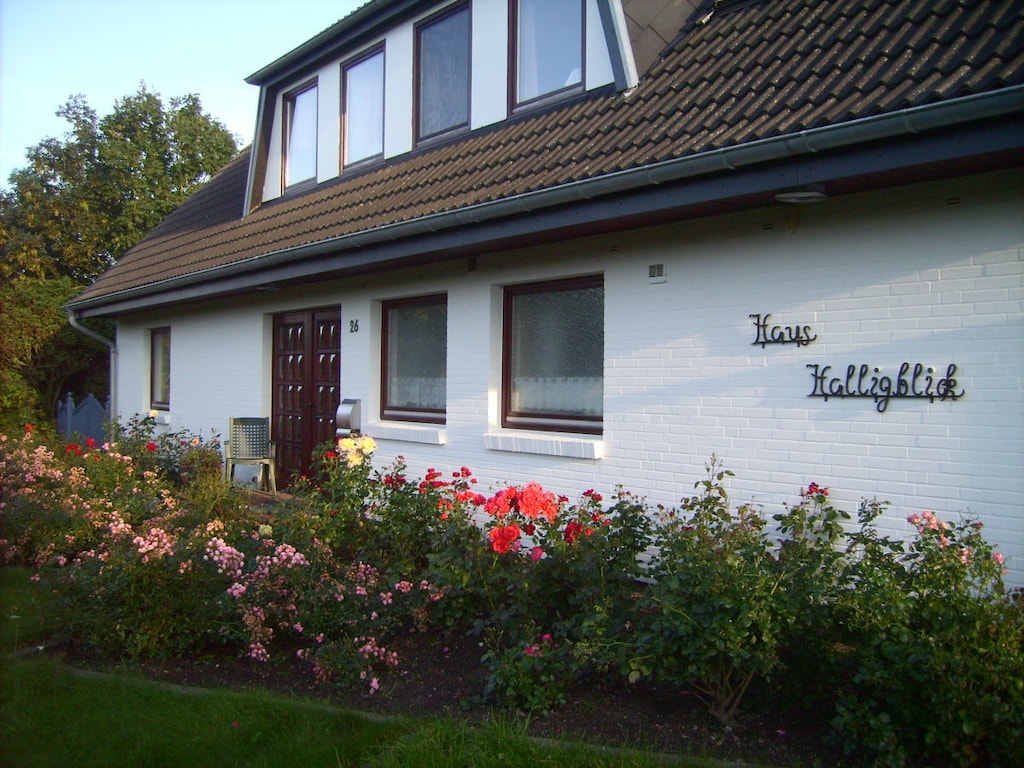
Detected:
left=510, top=284, right=602, bottom=416
left=345, top=51, right=384, bottom=163
left=517, top=0, right=582, bottom=103
left=151, top=328, right=171, bottom=409
left=418, top=7, right=469, bottom=138
left=286, top=86, right=318, bottom=186
left=386, top=301, right=447, bottom=411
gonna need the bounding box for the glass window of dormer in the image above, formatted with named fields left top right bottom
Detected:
left=515, top=0, right=583, bottom=106
left=284, top=82, right=317, bottom=189
left=416, top=3, right=470, bottom=141
left=343, top=48, right=384, bottom=166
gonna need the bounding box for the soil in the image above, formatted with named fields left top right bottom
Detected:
left=54, top=631, right=864, bottom=767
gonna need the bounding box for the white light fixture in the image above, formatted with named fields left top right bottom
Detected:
left=775, top=184, right=828, bottom=204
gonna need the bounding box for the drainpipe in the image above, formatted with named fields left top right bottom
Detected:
left=66, top=309, right=118, bottom=422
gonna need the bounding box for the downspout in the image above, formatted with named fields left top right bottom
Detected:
left=66, top=310, right=118, bottom=422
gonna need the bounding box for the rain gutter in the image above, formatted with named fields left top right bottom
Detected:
left=67, top=84, right=1024, bottom=318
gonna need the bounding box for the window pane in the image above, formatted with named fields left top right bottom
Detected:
left=285, top=85, right=317, bottom=186
left=151, top=328, right=170, bottom=410
left=508, top=280, right=603, bottom=420
left=517, top=0, right=582, bottom=103
left=344, top=51, right=384, bottom=164
left=418, top=7, right=469, bottom=139
left=384, top=298, right=447, bottom=416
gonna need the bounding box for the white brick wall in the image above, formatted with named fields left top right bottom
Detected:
left=116, top=169, right=1024, bottom=585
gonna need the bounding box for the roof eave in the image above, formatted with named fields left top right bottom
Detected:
left=67, top=86, right=1024, bottom=319
left=245, top=0, right=415, bottom=88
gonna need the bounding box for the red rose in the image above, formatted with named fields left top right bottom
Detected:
left=489, top=524, right=521, bottom=553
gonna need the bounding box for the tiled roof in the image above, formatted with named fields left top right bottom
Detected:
left=72, top=0, right=1024, bottom=310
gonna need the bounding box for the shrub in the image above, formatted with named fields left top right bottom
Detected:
left=826, top=503, right=1023, bottom=767
left=4, top=427, right=1021, bottom=763
left=104, top=411, right=222, bottom=486
left=640, top=459, right=793, bottom=724
left=471, top=482, right=656, bottom=709
left=57, top=518, right=238, bottom=658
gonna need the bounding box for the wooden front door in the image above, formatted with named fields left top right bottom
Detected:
left=272, top=308, right=341, bottom=486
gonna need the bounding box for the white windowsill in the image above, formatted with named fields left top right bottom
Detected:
left=484, top=431, right=603, bottom=460
left=365, top=421, right=447, bottom=445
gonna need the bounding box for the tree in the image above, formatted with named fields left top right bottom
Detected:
left=0, top=86, right=238, bottom=430
left=1, top=85, right=238, bottom=282
left=0, top=275, right=109, bottom=433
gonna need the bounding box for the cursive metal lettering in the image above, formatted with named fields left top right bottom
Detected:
left=751, top=313, right=817, bottom=348
left=807, top=363, right=964, bottom=412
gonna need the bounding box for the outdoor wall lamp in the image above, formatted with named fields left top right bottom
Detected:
left=774, top=184, right=828, bottom=204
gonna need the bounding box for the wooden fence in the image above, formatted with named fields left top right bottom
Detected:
left=56, top=393, right=109, bottom=444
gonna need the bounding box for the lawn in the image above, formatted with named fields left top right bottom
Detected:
left=1, top=569, right=706, bottom=768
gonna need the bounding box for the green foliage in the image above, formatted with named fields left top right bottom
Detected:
left=0, top=275, right=108, bottom=432
left=0, top=86, right=238, bottom=431
left=481, top=630, right=571, bottom=712
left=1, top=87, right=238, bottom=282
left=104, top=411, right=223, bottom=487
left=642, top=459, right=792, bottom=724
left=1, top=427, right=1021, bottom=766
left=823, top=504, right=1024, bottom=767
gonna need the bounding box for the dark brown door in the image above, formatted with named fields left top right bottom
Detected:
left=272, top=308, right=341, bottom=486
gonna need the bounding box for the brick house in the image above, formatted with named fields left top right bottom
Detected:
left=68, top=0, right=1024, bottom=582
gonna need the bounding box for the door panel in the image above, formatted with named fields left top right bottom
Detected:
left=272, top=309, right=340, bottom=486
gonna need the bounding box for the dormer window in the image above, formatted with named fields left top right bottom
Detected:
left=283, top=81, right=318, bottom=189
left=514, top=0, right=583, bottom=106
left=416, top=2, right=470, bottom=141
left=343, top=48, right=385, bottom=167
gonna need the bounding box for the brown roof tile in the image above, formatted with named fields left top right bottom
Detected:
left=73, top=0, right=1024, bottom=308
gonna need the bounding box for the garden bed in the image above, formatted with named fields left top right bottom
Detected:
left=51, top=631, right=852, bottom=767
left=3, top=424, right=1020, bottom=767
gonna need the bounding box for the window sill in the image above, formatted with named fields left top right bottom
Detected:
left=365, top=422, right=446, bottom=445
left=484, top=431, right=603, bottom=460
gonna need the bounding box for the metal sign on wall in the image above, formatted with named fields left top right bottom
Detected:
left=750, top=313, right=965, bottom=413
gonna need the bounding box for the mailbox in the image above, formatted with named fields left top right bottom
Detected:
left=335, top=399, right=361, bottom=437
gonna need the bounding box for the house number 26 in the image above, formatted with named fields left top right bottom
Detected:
left=349, top=320, right=359, bottom=333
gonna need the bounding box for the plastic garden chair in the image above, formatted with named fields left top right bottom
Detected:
left=224, top=417, right=278, bottom=494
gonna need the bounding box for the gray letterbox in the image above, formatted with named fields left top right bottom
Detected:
left=335, top=399, right=361, bottom=437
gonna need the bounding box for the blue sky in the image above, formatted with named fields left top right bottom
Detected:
left=0, top=0, right=364, bottom=189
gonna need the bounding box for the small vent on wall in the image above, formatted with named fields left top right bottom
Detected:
left=648, top=263, right=666, bottom=284
left=944, top=196, right=962, bottom=206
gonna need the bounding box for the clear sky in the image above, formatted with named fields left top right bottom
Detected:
left=0, top=0, right=364, bottom=189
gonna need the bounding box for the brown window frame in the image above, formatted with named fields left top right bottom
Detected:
left=414, top=1, right=471, bottom=143
left=282, top=79, right=318, bottom=192
left=502, top=275, right=603, bottom=435
left=341, top=45, right=385, bottom=169
left=380, top=294, right=447, bottom=424
left=150, top=326, right=171, bottom=411
left=510, top=0, right=585, bottom=111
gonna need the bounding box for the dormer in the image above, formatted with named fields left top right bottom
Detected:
left=242, top=0, right=664, bottom=214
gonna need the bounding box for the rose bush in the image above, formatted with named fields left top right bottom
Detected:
left=2, top=424, right=1020, bottom=764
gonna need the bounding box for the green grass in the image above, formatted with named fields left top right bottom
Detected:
left=1, top=568, right=701, bottom=768
left=1, top=657, right=401, bottom=767
left=1, top=567, right=60, bottom=653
